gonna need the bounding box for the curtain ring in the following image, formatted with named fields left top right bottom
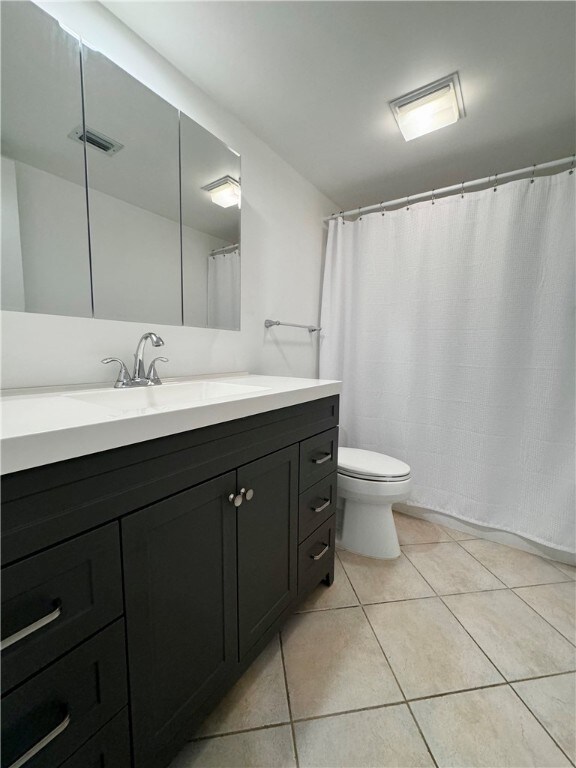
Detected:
left=339, top=210, right=345, bottom=225
left=493, top=173, right=498, bottom=192
left=358, top=206, right=363, bottom=221
left=570, top=155, right=575, bottom=175
left=431, top=189, right=435, bottom=205
left=406, top=194, right=410, bottom=211
left=380, top=201, right=386, bottom=216
left=530, top=164, right=536, bottom=184
left=461, top=181, right=465, bottom=199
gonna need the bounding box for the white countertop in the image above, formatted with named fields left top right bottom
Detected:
left=0, top=373, right=340, bottom=475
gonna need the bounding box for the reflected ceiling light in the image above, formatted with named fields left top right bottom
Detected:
left=390, top=73, right=464, bottom=141
left=202, top=175, right=241, bottom=208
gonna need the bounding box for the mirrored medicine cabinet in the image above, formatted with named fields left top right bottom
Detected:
left=0, top=1, right=241, bottom=330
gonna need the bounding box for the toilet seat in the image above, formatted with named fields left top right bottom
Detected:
left=338, top=447, right=411, bottom=483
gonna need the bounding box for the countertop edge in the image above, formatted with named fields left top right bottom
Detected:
left=1, top=380, right=340, bottom=475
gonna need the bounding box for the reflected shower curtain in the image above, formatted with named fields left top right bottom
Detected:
left=207, top=250, right=240, bottom=330
left=320, top=172, right=575, bottom=552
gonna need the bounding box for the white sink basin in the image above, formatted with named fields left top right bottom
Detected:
left=66, top=380, right=269, bottom=413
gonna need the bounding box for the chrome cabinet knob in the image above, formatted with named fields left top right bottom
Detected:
left=228, top=488, right=254, bottom=506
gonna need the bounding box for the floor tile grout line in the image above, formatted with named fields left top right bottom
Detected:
left=190, top=670, right=576, bottom=742
left=452, top=537, right=573, bottom=590
left=362, top=537, right=448, bottom=768
left=402, top=539, right=509, bottom=592
left=452, top=539, right=576, bottom=648
left=397, top=541, right=513, bottom=683
left=340, top=536, right=574, bottom=688
left=405, top=701, right=440, bottom=768
left=278, top=631, right=301, bottom=768
left=349, top=571, right=440, bottom=768
left=507, top=681, right=576, bottom=766
left=404, top=537, right=576, bottom=730
left=511, top=586, right=576, bottom=649
left=298, top=579, right=574, bottom=612
left=336, top=559, right=411, bottom=704
left=190, top=720, right=293, bottom=743
left=398, top=513, right=576, bottom=578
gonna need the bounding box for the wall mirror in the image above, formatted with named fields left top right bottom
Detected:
left=0, top=1, right=242, bottom=330
left=181, top=114, right=241, bottom=331
left=82, top=45, right=182, bottom=325
left=0, top=1, right=92, bottom=318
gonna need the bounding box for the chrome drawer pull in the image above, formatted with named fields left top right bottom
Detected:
left=312, top=498, right=331, bottom=514
left=311, top=543, right=330, bottom=561
left=8, top=712, right=70, bottom=768
left=1, top=603, right=62, bottom=652
left=313, top=453, right=332, bottom=465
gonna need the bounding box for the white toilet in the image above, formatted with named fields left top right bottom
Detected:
left=337, top=447, right=411, bottom=559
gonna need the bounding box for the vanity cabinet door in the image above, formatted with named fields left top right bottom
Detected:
left=122, top=473, right=237, bottom=768
left=237, top=446, right=298, bottom=658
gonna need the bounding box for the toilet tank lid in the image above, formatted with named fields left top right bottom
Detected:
left=338, top=447, right=411, bottom=478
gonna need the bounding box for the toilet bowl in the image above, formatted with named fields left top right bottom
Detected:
left=337, top=447, right=411, bottom=559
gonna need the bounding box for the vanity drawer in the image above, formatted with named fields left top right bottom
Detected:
left=1, top=524, right=123, bottom=694
left=298, top=515, right=335, bottom=594
left=299, top=473, right=337, bottom=543
left=299, top=428, right=338, bottom=491
left=1, top=619, right=127, bottom=768
left=61, top=709, right=131, bottom=768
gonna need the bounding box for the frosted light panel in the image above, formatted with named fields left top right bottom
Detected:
left=396, top=84, right=460, bottom=141
left=210, top=180, right=240, bottom=208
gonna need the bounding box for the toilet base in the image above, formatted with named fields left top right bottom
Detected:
left=337, top=498, right=401, bottom=560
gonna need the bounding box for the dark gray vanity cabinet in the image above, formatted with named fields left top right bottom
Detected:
left=1, top=395, right=338, bottom=768
left=237, top=447, right=299, bottom=658
left=123, top=473, right=238, bottom=768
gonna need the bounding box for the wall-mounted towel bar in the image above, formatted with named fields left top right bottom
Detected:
left=265, top=319, right=321, bottom=333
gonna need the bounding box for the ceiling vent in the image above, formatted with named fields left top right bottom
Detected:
left=389, top=73, right=465, bottom=141
left=68, top=125, right=124, bottom=156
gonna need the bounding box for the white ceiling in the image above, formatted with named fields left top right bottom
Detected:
left=103, top=1, right=575, bottom=209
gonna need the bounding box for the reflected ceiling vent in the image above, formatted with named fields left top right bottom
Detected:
left=202, top=175, right=241, bottom=208
left=68, top=125, right=124, bottom=156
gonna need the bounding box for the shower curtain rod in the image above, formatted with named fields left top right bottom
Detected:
left=324, top=155, right=574, bottom=222
left=210, top=243, right=239, bottom=257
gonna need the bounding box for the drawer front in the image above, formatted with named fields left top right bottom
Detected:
left=299, top=428, right=338, bottom=491
left=1, top=524, right=123, bottom=694
left=298, top=515, right=335, bottom=594
left=61, top=709, right=131, bottom=768
left=299, top=473, right=337, bottom=544
left=1, top=619, right=127, bottom=768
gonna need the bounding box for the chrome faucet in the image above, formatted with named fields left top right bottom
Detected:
left=102, top=332, right=169, bottom=388
left=132, top=332, right=165, bottom=384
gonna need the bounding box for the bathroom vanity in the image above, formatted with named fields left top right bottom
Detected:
left=1, top=376, right=339, bottom=768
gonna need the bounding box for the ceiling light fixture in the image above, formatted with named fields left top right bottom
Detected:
left=390, top=73, right=464, bottom=141
left=202, top=175, right=241, bottom=208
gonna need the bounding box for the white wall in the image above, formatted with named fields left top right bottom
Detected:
left=0, top=1, right=335, bottom=389
left=1, top=158, right=25, bottom=312
left=13, top=161, right=93, bottom=318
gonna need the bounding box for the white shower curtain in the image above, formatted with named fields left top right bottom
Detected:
left=320, top=172, right=575, bottom=552
left=207, top=250, right=240, bottom=330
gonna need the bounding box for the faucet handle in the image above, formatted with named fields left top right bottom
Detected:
left=146, top=357, right=169, bottom=386
left=102, top=357, right=132, bottom=388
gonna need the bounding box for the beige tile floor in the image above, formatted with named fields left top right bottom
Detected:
left=171, top=512, right=576, bottom=768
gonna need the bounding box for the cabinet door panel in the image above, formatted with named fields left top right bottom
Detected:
left=122, top=473, right=237, bottom=768
left=237, top=446, right=298, bottom=658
